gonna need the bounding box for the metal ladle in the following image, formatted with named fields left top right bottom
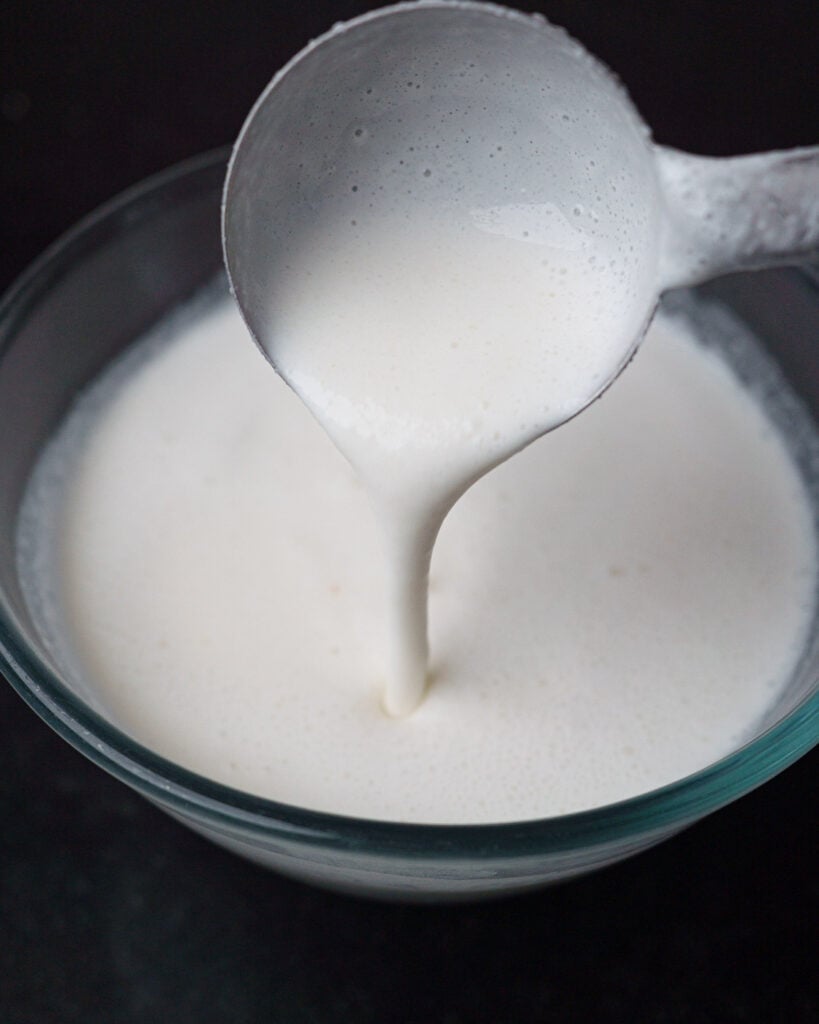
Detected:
left=222, top=0, right=819, bottom=717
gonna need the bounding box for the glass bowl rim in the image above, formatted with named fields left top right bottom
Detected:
left=1, top=148, right=816, bottom=860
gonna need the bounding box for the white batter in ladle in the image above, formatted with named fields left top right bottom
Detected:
left=223, top=1, right=819, bottom=715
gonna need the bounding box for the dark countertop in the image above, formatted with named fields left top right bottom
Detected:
left=1, top=3, right=817, bottom=1021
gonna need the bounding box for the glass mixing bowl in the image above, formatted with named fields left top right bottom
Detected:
left=0, top=151, right=816, bottom=900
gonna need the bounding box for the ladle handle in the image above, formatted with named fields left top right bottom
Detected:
left=656, top=144, right=819, bottom=289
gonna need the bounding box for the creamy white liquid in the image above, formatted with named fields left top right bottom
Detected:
left=18, top=295, right=817, bottom=823
left=260, top=208, right=651, bottom=713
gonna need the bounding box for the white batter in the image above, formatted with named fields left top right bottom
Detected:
left=18, top=295, right=817, bottom=823
left=260, top=206, right=653, bottom=715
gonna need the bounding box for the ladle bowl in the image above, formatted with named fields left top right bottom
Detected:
left=224, top=0, right=819, bottom=422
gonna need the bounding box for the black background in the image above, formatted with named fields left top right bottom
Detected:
left=1, top=2, right=817, bottom=1022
